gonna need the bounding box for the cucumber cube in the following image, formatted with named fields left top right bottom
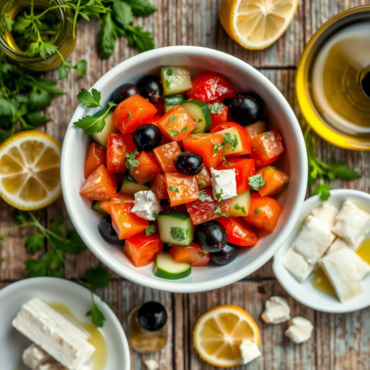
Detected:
left=161, top=67, right=192, bottom=96
left=153, top=253, right=191, bottom=280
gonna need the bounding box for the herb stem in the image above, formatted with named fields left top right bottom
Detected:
left=35, top=5, right=71, bottom=19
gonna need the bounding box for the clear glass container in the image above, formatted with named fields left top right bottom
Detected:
left=0, top=0, right=76, bottom=71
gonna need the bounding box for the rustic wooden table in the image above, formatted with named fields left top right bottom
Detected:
left=1, top=0, right=370, bottom=369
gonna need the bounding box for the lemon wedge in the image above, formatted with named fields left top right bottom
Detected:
left=0, top=131, right=62, bottom=210
left=193, top=305, right=260, bottom=367
left=220, top=0, right=299, bottom=50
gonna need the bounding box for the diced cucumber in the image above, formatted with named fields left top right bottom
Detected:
left=157, top=211, right=194, bottom=246
left=161, top=67, right=192, bottom=96
left=181, top=100, right=212, bottom=133
left=215, top=127, right=243, bottom=155
left=91, top=200, right=108, bottom=215
left=153, top=253, right=191, bottom=280
left=229, top=190, right=251, bottom=217
left=91, top=111, right=117, bottom=147
left=164, top=95, right=187, bottom=112
left=120, top=173, right=150, bottom=194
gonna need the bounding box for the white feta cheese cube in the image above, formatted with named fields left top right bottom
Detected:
left=285, top=317, right=313, bottom=344
left=239, top=340, right=261, bottom=365
left=310, top=202, right=338, bottom=229
left=131, top=190, right=162, bottom=221
left=210, top=168, right=237, bottom=201
left=332, top=201, right=370, bottom=246
left=283, top=247, right=315, bottom=283
left=144, top=359, right=159, bottom=370
left=320, top=248, right=364, bottom=302
left=261, top=296, right=291, bottom=324
left=13, top=298, right=95, bottom=370
left=346, top=248, right=370, bottom=279
left=292, top=216, right=335, bottom=265
left=38, top=364, right=63, bottom=370
left=349, top=234, right=366, bottom=251
left=22, top=344, right=53, bottom=370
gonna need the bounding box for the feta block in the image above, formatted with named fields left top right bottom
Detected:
left=332, top=201, right=370, bottom=246
left=325, top=238, right=347, bottom=255
left=239, top=340, right=261, bottom=365
left=261, top=296, right=291, bottom=324
left=22, top=344, right=53, bottom=370
left=346, top=248, right=370, bottom=279
left=292, top=216, right=335, bottom=264
left=283, top=247, right=315, bottom=283
left=210, top=168, right=237, bottom=201
left=310, top=202, right=338, bottom=229
left=285, top=317, right=313, bottom=344
left=320, top=248, right=364, bottom=302
left=38, top=364, right=63, bottom=370
left=13, top=298, right=95, bottom=370
left=131, top=190, right=162, bottom=221
left=144, top=359, right=159, bottom=370
left=349, top=234, right=366, bottom=251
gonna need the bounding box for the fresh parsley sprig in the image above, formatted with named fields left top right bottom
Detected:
left=223, top=133, right=238, bottom=151
left=73, top=88, right=117, bottom=134
left=304, top=126, right=361, bottom=201
left=248, top=174, right=265, bottom=191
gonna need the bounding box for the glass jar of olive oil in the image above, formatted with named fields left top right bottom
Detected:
left=0, top=0, right=75, bottom=71
left=296, top=6, right=370, bottom=150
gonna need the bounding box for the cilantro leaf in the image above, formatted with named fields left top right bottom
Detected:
left=213, top=143, right=224, bottom=154
left=234, top=203, right=246, bottom=215
left=254, top=208, right=259, bottom=215
left=13, top=15, right=31, bottom=32
left=74, top=59, right=87, bottom=76
left=169, top=129, right=179, bottom=137
left=124, top=0, right=157, bottom=16
left=145, top=225, right=156, bottom=236
left=312, top=181, right=332, bottom=201
left=59, top=60, right=73, bottom=80
left=63, top=230, right=86, bottom=255
left=223, top=133, right=238, bottom=151
left=125, top=150, right=139, bottom=171
left=169, top=186, right=179, bottom=192
left=182, top=127, right=188, bottom=132
left=25, top=259, right=48, bottom=277
left=26, top=112, right=51, bottom=126
left=248, top=174, right=266, bottom=191
left=86, top=297, right=106, bottom=327
left=97, top=13, right=117, bottom=59
left=209, top=102, right=224, bottom=114
left=214, top=205, right=229, bottom=217
left=25, top=233, right=45, bottom=253
left=113, top=0, right=134, bottom=29
left=126, top=25, right=155, bottom=53
left=170, top=227, right=190, bottom=242
left=39, top=42, right=58, bottom=60
left=198, top=180, right=206, bottom=188
left=215, top=189, right=224, bottom=201
left=327, top=162, right=361, bottom=181
left=77, top=88, right=102, bottom=108
left=152, top=211, right=159, bottom=219
left=169, top=115, right=175, bottom=122
left=13, top=210, right=29, bottom=224
left=199, top=191, right=206, bottom=201
left=86, top=266, right=112, bottom=289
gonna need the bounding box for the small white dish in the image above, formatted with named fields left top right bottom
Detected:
left=0, top=277, right=130, bottom=370
left=273, top=189, right=370, bottom=313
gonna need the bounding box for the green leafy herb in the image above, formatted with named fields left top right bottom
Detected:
left=125, top=150, right=140, bottom=171
left=254, top=208, right=259, bottom=215
left=192, top=129, right=200, bottom=134
left=170, top=227, right=190, bottom=242
left=198, top=180, right=206, bottom=188
left=234, top=203, right=246, bottom=215
left=166, top=68, right=175, bottom=76
left=152, top=211, right=159, bottom=219
left=169, top=186, right=179, bottom=193
left=214, top=205, right=229, bottom=217
left=223, top=162, right=233, bottom=168
left=169, top=115, right=175, bottom=122
left=304, top=126, right=361, bottom=201
left=169, top=129, right=179, bottom=137
left=213, top=143, right=224, bottom=154
left=215, top=189, right=224, bottom=201
left=145, top=225, right=156, bottom=236
left=223, top=133, right=238, bottom=151
left=248, top=174, right=266, bottom=191
left=265, top=132, right=270, bottom=138
left=25, top=233, right=45, bottom=253
left=198, top=118, right=203, bottom=123
left=199, top=192, right=206, bottom=201
left=182, top=127, right=188, bottom=132
left=199, top=253, right=206, bottom=258
left=127, top=112, right=131, bottom=118
left=86, top=295, right=106, bottom=328
left=209, top=102, right=224, bottom=114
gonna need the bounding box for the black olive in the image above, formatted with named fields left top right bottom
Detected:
left=211, top=244, right=239, bottom=265
left=223, top=98, right=231, bottom=107
left=163, top=243, right=173, bottom=252
left=160, top=199, right=171, bottom=206
left=229, top=93, right=264, bottom=125
left=194, top=221, right=227, bottom=253
left=133, top=124, right=162, bottom=151
left=98, top=215, right=124, bottom=244
left=111, top=84, right=141, bottom=105
left=174, top=152, right=204, bottom=176
left=138, top=301, right=167, bottom=331
left=137, top=75, right=163, bottom=103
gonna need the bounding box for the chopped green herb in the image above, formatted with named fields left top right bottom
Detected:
left=213, top=143, right=224, bottom=154
left=199, top=192, right=206, bottom=201
left=182, top=127, right=188, bottom=132
left=215, top=189, right=224, bottom=201
left=223, top=133, right=238, bottom=151
left=234, top=203, right=246, bottom=215
left=254, top=208, right=259, bottom=215
left=152, top=211, right=159, bottom=219
left=192, top=129, right=200, bottom=134
left=125, top=150, right=139, bottom=172
left=165, top=80, right=171, bottom=89
left=198, top=118, right=203, bottom=123
left=248, top=174, right=266, bottom=191
left=209, top=102, right=224, bottom=114
left=169, top=186, right=179, bottom=193
left=169, top=115, right=175, bottom=122
left=199, top=253, right=206, bottom=258
left=223, top=162, right=233, bottom=168
left=127, top=112, right=131, bottom=118
left=169, top=129, right=179, bottom=137
left=145, top=225, right=156, bottom=236
left=265, top=132, right=270, bottom=138
left=170, top=227, right=190, bottom=242
left=214, top=205, right=229, bottom=217
left=167, top=68, right=175, bottom=76
left=198, top=180, right=206, bottom=188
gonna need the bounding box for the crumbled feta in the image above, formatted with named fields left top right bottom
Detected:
left=22, top=344, right=52, bottom=370
left=283, top=247, right=315, bottom=282
left=292, top=216, right=335, bottom=265
left=310, top=202, right=338, bottom=229
left=38, top=364, right=63, bottom=370
left=210, top=168, right=237, bottom=201
left=332, top=200, right=370, bottom=246
left=261, top=296, right=291, bottom=324
left=144, top=359, right=159, bottom=370
left=131, top=190, right=162, bottom=221
left=285, top=317, right=313, bottom=344
left=320, top=248, right=364, bottom=302
left=239, top=340, right=261, bottom=365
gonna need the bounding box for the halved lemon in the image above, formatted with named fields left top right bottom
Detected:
left=193, top=305, right=260, bottom=367
left=220, top=0, right=299, bottom=50
left=0, top=131, right=62, bottom=210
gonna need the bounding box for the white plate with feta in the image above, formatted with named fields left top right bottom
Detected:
left=273, top=189, right=370, bottom=313
left=0, top=277, right=130, bottom=370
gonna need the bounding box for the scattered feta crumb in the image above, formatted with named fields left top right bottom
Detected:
left=210, top=168, right=237, bottom=201
left=332, top=200, right=370, bottom=246
left=22, top=344, right=52, bottom=370
left=283, top=247, right=315, bottom=283
left=285, top=317, right=313, bottom=344
left=292, top=216, right=335, bottom=265
left=239, top=340, right=261, bottom=365
left=261, top=296, right=291, bottom=324
left=310, top=202, right=338, bottom=229
left=131, top=190, right=162, bottom=221
left=144, top=359, right=159, bottom=370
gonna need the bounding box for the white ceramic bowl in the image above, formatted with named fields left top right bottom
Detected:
left=0, top=277, right=130, bottom=369
left=61, top=46, right=307, bottom=293
left=273, top=189, right=370, bottom=313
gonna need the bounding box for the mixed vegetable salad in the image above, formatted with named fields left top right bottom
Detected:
left=76, top=67, right=289, bottom=280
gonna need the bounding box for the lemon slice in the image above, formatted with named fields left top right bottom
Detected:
left=193, top=305, right=260, bottom=367
left=0, top=131, right=62, bottom=210
left=220, top=0, right=299, bottom=50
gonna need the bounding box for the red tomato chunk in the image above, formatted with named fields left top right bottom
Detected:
left=100, top=192, right=134, bottom=215
left=84, top=143, right=106, bottom=178
left=107, top=133, right=136, bottom=173
left=151, top=174, right=169, bottom=200
left=195, top=166, right=212, bottom=190
left=255, top=166, right=290, bottom=197
left=209, top=102, right=229, bottom=131
left=153, top=141, right=182, bottom=173
left=165, top=173, right=199, bottom=207
left=217, top=217, right=259, bottom=247
left=170, top=243, right=210, bottom=267
left=130, top=152, right=162, bottom=184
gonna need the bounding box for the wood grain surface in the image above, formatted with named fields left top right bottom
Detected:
left=1, top=0, right=370, bottom=369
